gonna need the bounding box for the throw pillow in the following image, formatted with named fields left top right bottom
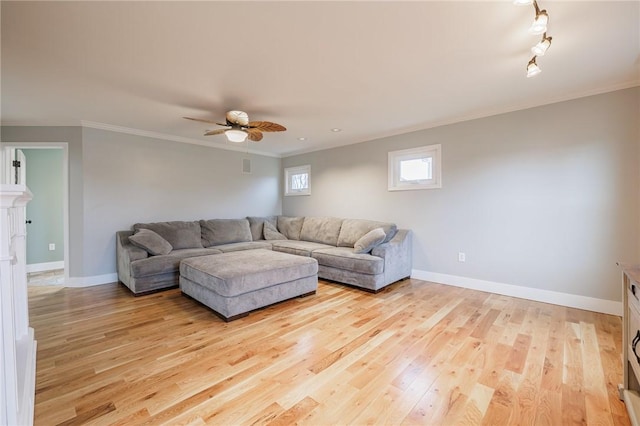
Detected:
left=353, top=228, right=386, bottom=254
left=247, top=216, right=278, bottom=241
left=263, top=221, right=287, bottom=240
left=128, top=229, right=172, bottom=255
left=133, top=221, right=203, bottom=249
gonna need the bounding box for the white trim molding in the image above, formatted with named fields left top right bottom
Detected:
left=81, top=121, right=280, bottom=158
left=26, top=261, right=64, bottom=274
left=411, top=269, right=622, bottom=316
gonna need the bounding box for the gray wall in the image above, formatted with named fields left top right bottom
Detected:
left=22, top=148, right=64, bottom=265
left=1, top=126, right=282, bottom=277
left=81, top=127, right=281, bottom=275
left=283, top=88, right=640, bottom=302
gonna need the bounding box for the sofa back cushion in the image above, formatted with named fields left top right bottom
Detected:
left=263, top=221, right=287, bottom=240
left=299, top=217, right=343, bottom=246
left=133, top=221, right=203, bottom=250
left=247, top=216, right=278, bottom=241
left=337, top=219, right=398, bottom=247
left=200, top=219, right=253, bottom=247
left=277, top=216, right=304, bottom=240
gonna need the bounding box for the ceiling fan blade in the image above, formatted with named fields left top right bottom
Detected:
left=204, top=129, right=227, bottom=136
left=248, top=121, right=286, bottom=132
left=183, top=116, right=220, bottom=125
left=247, top=128, right=263, bottom=142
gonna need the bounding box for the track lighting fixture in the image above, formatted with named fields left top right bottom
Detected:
left=531, top=33, right=552, bottom=56
left=526, top=57, right=542, bottom=78
left=515, top=0, right=553, bottom=77
left=529, top=8, right=548, bottom=34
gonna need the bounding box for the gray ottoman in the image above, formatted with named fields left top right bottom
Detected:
left=179, top=249, right=318, bottom=321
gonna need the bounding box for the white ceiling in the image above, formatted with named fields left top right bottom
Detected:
left=2, top=1, right=639, bottom=157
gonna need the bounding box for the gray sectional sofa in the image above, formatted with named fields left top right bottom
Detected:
left=116, top=216, right=412, bottom=295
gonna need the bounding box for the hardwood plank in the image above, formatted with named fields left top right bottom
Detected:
left=28, top=279, right=629, bottom=425
left=562, top=321, right=588, bottom=424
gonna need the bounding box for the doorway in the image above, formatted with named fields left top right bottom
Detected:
left=2, top=143, right=69, bottom=285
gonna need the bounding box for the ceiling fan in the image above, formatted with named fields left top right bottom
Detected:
left=184, top=110, right=286, bottom=143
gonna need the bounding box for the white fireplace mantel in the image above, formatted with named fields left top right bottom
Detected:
left=1, top=184, right=36, bottom=426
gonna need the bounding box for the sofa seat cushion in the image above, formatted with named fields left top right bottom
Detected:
left=271, top=240, right=333, bottom=257
left=134, top=221, right=203, bottom=250
left=130, top=248, right=222, bottom=278
left=312, top=247, right=384, bottom=275
left=180, top=250, right=318, bottom=297
left=213, top=241, right=272, bottom=253
left=337, top=219, right=398, bottom=247
left=299, top=217, right=344, bottom=246
left=200, top=219, right=253, bottom=247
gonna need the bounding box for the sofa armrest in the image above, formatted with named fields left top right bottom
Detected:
left=117, top=231, right=148, bottom=262
left=371, top=229, right=410, bottom=258
left=372, top=229, right=412, bottom=283
left=116, top=230, right=148, bottom=290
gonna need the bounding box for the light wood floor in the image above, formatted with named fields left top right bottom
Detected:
left=27, top=268, right=65, bottom=286
left=29, top=278, right=629, bottom=425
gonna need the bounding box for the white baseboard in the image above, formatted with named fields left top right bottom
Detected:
left=411, top=269, right=622, bottom=317
left=26, top=261, right=64, bottom=273
left=66, top=273, right=118, bottom=288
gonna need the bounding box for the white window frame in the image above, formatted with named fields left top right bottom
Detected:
left=388, top=144, right=442, bottom=191
left=284, top=164, right=311, bottom=196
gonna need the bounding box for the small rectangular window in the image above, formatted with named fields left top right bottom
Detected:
left=285, top=165, right=311, bottom=196
left=388, top=145, right=441, bottom=191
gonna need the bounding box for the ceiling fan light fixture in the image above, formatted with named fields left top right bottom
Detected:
left=225, top=129, right=248, bottom=143
left=531, top=34, right=552, bottom=56
left=529, top=9, right=548, bottom=34
left=513, top=0, right=534, bottom=5
left=526, top=57, right=542, bottom=78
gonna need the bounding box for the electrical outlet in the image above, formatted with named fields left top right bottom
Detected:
left=458, top=252, right=466, bottom=262
left=49, top=243, right=55, bottom=251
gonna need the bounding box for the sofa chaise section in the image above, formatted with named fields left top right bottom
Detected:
left=313, top=229, right=412, bottom=292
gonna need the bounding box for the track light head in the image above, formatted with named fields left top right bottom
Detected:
left=526, top=57, right=542, bottom=78
left=529, top=9, right=549, bottom=34
left=531, top=34, right=552, bottom=56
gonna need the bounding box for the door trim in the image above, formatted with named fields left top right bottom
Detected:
left=3, top=143, right=70, bottom=285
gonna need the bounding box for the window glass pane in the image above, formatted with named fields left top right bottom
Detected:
left=388, top=144, right=441, bottom=191
left=285, top=164, right=311, bottom=196
left=400, top=158, right=431, bottom=181
left=291, top=173, right=308, bottom=190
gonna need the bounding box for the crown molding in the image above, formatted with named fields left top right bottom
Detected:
left=80, top=121, right=281, bottom=158
left=282, top=81, right=640, bottom=158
